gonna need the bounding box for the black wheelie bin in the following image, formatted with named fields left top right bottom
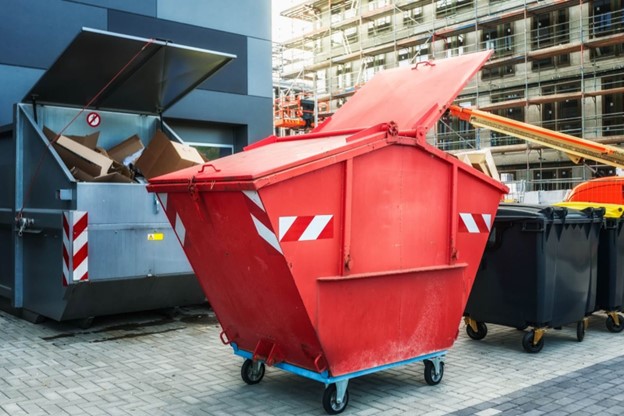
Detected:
left=556, top=202, right=624, bottom=332
left=463, top=204, right=604, bottom=353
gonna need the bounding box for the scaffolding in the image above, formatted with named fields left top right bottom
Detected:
left=274, top=0, right=624, bottom=183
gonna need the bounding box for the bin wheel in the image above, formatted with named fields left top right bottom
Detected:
left=522, top=331, right=544, bottom=353
left=606, top=314, right=624, bottom=333
left=516, top=324, right=528, bottom=331
left=576, top=320, right=585, bottom=342
left=322, top=383, right=349, bottom=414
left=240, top=359, right=265, bottom=385
left=466, top=321, right=488, bottom=340
left=423, top=360, right=444, bottom=385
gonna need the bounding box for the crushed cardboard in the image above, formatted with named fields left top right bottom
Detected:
left=46, top=127, right=200, bottom=183
left=67, top=131, right=99, bottom=150
left=107, top=134, right=144, bottom=165
left=135, top=130, right=204, bottom=179
left=44, top=126, right=113, bottom=178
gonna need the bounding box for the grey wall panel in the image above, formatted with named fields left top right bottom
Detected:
left=0, top=65, right=45, bottom=126
left=65, top=0, right=156, bottom=16
left=165, top=90, right=273, bottom=145
left=248, top=38, right=273, bottom=99
left=156, top=0, right=271, bottom=40
left=107, top=11, right=247, bottom=95
left=165, top=119, right=235, bottom=146
left=0, top=0, right=107, bottom=69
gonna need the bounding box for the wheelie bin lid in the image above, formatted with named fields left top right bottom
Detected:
left=554, top=202, right=624, bottom=219
left=148, top=51, right=506, bottom=193
left=495, top=203, right=605, bottom=223
left=24, top=28, right=235, bottom=115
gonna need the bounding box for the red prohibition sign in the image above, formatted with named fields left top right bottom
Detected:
left=86, top=112, right=101, bottom=128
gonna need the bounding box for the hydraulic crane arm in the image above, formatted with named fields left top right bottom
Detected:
left=449, top=105, right=624, bottom=169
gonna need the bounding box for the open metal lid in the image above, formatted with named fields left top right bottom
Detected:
left=25, top=28, right=235, bottom=114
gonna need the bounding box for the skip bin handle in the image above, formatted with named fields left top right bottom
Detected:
left=219, top=330, right=231, bottom=345
left=412, top=61, right=436, bottom=70
left=198, top=163, right=221, bottom=173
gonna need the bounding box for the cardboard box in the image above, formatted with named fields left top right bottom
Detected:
left=44, top=126, right=113, bottom=177
left=135, top=130, right=204, bottom=179
left=107, top=134, right=144, bottom=165
left=70, top=167, right=133, bottom=183
left=67, top=131, right=99, bottom=150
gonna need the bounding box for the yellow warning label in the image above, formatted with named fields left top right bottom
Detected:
left=147, top=233, right=164, bottom=241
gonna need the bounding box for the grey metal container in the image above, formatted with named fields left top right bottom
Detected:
left=0, top=28, right=235, bottom=322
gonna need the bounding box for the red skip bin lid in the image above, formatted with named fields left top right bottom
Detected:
left=148, top=51, right=492, bottom=188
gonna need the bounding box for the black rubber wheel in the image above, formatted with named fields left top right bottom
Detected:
left=240, top=359, right=265, bottom=385
left=322, top=384, right=349, bottom=415
left=576, top=320, right=585, bottom=342
left=466, top=321, right=488, bottom=340
left=606, top=314, right=624, bottom=333
left=521, top=331, right=544, bottom=353
left=423, top=360, right=444, bottom=385
left=516, top=324, right=528, bottom=331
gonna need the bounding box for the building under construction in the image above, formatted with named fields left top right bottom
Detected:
left=273, top=0, right=624, bottom=196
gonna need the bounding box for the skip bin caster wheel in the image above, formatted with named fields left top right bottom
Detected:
left=606, top=314, right=624, bottom=333
left=322, top=383, right=349, bottom=415
left=466, top=321, right=488, bottom=340
left=423, top=359, right=444, bottom=386
left=522, top=330, right=544, bottom=353
left=241, top=359, right=265, bottom=385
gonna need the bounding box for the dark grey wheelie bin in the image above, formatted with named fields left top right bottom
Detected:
left=597, top=214, right=624, bottom=332
left=463, top=204, right=604, bottom=353
left=556, top=202, right=624, bottom=332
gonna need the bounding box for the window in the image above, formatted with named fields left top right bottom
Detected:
left=590, top=0, right=623, bottom=59
left=602, top=76, right=624, bottom=136
left=345, top=27, right=358, bottom=44
left=373, top=54, right=386, bottom=71
left=482, top=23, right=514, bottom=57
left=436, top=0, right=473, bottom=18
left=368, top=0, right=388, bottom=11
left=368, top=15, right=392, bottom=35
left=591, top=0, right=623, bottom=36
left=403, top=6, right=423, bottom=26
left=188, top=143, right=233, bottom=161
left=490, top=92, right=525, bottom=146
left=437, top=102, right=475, bottom=151
left=531, top=10, right=570, bottom=70
left=482, top=64, right=515, bottom=79
left=398, top=48, right=411, bottom=64
left=445, top=35, right=464, bottom=58
left=542, top=83, right=582, bottom=136
left=330, top=6, right=342, bottom=24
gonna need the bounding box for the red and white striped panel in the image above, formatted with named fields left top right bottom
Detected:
left=242, top=190, right=283, bottom=254
left=459, top=212, right=492, bottom=234
left=279, top=215, right=334, bottom=242
left=62, top=211, right=88, bottom=286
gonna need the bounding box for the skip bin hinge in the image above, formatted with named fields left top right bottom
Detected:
left=15, top=216, right=35, bottom=237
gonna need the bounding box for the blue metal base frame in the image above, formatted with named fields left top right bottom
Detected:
left=232, top=343, right=447, bottom=385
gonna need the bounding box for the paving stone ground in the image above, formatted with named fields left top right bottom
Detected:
left=1, top=306, right=623, bottom=415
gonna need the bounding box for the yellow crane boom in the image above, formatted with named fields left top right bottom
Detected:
left=449, top=105, right=624, bottom=169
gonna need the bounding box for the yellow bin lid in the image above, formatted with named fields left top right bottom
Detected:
left=554, top=202, right=624, bottom=218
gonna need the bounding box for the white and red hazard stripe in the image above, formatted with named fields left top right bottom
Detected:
left=242, top=190, right=283, bottom=254
left=279, top=215, right=333, bottom=242
left=157, top=193, right=187, bottom=247
left=62, top=211, right=89, bottom=286
left=459, top=212, right=492, bottom=234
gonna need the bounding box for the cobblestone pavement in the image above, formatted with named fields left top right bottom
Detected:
left=1, top=306, right=623, bottom=415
